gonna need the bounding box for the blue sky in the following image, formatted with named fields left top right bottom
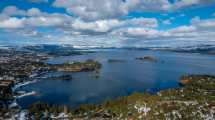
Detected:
left=0, top=0, right=215, bottom=48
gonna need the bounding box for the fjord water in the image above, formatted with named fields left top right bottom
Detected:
left=18, top=49, right=215, bottom=108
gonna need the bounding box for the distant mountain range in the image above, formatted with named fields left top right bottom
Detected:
left=151, top=44, right=215, bottom=55
left=118, top=44, right=215, bottom=55
left=1, top=44, right=215, bottom=55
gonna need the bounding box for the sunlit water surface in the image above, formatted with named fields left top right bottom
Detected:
left=17, top=49, right=215, bottom=108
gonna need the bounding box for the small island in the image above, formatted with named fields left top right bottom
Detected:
left=135, top=56, right=157, bottom=62
left=108, top=59, right=125, bottom=63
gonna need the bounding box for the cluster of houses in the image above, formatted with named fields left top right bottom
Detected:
left=0, top=48, right=51, bottom=110
left=0, top=80, right=14, bottom=108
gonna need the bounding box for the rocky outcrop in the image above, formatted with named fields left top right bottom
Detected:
left=52, top=59, right=102, bottom=72
left=135, top=56, right=157, bottom=62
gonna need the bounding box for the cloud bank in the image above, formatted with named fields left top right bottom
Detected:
left=0, top=0, right=215, bottom=47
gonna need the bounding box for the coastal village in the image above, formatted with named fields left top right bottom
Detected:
left=0, top=46, right=102, bottom=119
left=0, top=46, right=215, bottom=120
left=0, top=47, right=52, bottom=119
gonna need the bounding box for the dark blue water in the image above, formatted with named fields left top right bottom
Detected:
left=17, top=49, right=215, bottom=108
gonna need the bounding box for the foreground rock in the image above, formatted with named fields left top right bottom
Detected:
left=26, top=75, right=215, bottom=120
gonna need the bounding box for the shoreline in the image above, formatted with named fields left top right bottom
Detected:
left=24, top=74, right=215, bottom=119
left=1, top=45, right=215, bottom=119
left=6, top=79, right=39, bottom=110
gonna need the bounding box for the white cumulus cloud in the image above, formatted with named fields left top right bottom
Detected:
left=0, top=17, right=25, bottom=28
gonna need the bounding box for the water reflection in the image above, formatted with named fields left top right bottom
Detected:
left=18, top=49, right=215, bottom=108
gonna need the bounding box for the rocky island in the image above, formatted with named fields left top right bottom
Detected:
left=135, top=56, right=157, bottom=62
left=51, top=60, right=102, bottom=72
